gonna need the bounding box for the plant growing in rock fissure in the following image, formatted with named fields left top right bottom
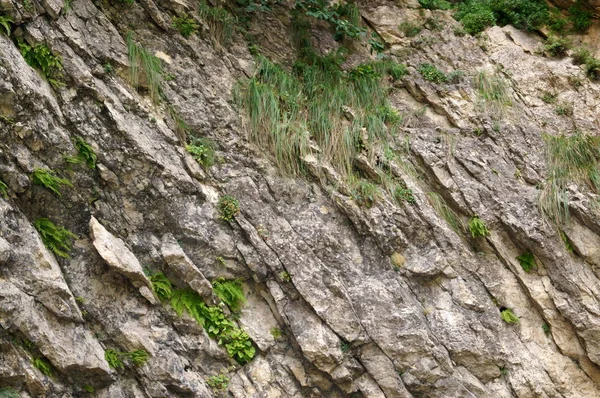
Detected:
left=560, top=231, right=574, bottom=253
left=418, top=63, right=447, bottom=84
left=399, top=21, right=422, bottom=37
left=427, top=192, right=464, bottom=234
left=0, top=15, right=13, bottom=36
left=126, top=349, right=149, bottom=366
left=198, top=1, right=236, bottom=45
left=295, top=0, right=366, bottom=41
left=186, top=137, right=215, bottom=168
left=32, top=357, right=54, bottom=377
left=217, top=194, right=240, bottom=222
left=0, top=387, right=20, bottom=398
left=73, top=137, right=97, bottom=169
left=541, top=36, right=570, bottom=58
left=516, top=251, right=536, bottom=273
left=172, top=14, right=199, bottom=37
left=350, top=179, right=381, bottom=208
left=126, top=32, right=163, bottom=104
left=0, top=179, right=8, bottom=199
left=500, top=308, right=519, bottom=324
left=270, top=327, right=282, bottom=339
left=34, top=218, right=77, bottom=259
left=206, top=373, right=230, bottom=392
left=105, top=349, right=124, bottom=370
left=31, top=168, right=73, bottom=196
left=212, top=278, right=246, bottom=313
left=475, top=70, right=511, bottom=116
left=393, top=184, right=416, bottom=205
left=468, top=216, right=489, bottom=238
left=419, top=0, right=451, bottom=10
left=150, top=272, right=173, bottom=301
left=542, top=323, right=551, bottom=335
left=82, top=385, right=95, bottom=393
left=18, top=41, right=64, bottom=87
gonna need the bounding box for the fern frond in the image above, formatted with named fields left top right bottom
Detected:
left=212, top=278, right=246, bottom=313
left=31, top=168, right=73, bottom=196
left=34, top=218, right=77, bottom=258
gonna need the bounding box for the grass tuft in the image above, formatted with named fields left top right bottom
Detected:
left=199, top=1, right=236, bottom=45
left=427, top=192, right=463, bottom=233
left=126, top=32, right=163, bottom=104
left=501, top=308, right=519, bottom=324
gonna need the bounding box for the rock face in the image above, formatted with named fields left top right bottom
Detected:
left=1, top=0, right=600, bottom=397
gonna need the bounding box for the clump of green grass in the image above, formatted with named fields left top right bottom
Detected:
left=32, top=357, right=53, bottom=377
left=516, top=251, right=536, bottom=272
left=34, top=218, right=77, bottom=259
left=393, top=185, right=416, bottom=205
left=199, top=1, right=236, bottom=45
left=560, top=230, right=574, bottom=253
left=350, top=179, right=381, bottom=208
left=418, top=63, right=447, bottom=83
left=186, top=137, right=215, bottom=168
left=212, top=278, right=246, bottom=313
left=427, top=192, right=463, bottom=233
left=539, top=132, right=600, bottom=224
left=82, top=385, right=95, bottom=393
left=468, top=215, right=489, bottom=238
left=419, top=0, right=451, bottom=10
left=475, top=71, right=511, bottom=116
left=500, top=308, right=519, bottom=324
left=126, top=32, right=163, bottom=104
left=542, top=36, right=570, bottom=57
left=31, top=168, right=73, bottom=196
left=399, top=21, right=422, bottom=37
left=218, top=194, right=240, bottom=221
left=572, top=48, right=600, bottom=80
left=0, top=179, right=8, bottom=199
left=172, top=14, right=198, bottom=37
left=18, top=41, right=64, bottom=87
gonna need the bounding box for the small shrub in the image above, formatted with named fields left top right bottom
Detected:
left=541, top=92, right=557, bottom=104
left=74, top=137, right=97, bottom=169
left=34, top=218, right=77, bottom=259
left=31, top=168, right=72, bottom=196
left=419, top=0, right=451, bottom=10
left=0, top=15, right=13, bottom=36
left=105, top=349, right=124, bottom=370
left=394, top=185, right=416, bottom=204
left=399, top=21, right=422, bottom=37
left=270, top=327, right=282, bottom=339
left=0, top=387, right=20, bottom=398
left=569, top=0, right=592, bottom=32
left=542, top=36, right=570, bottom=57
left=206, top=373, right=230, bottom=391
left=468, top=216, right=489, bottom=238
left=0, top=179, right=8, bottom=198
left=548, top=8, right=568, bottom=32
left=572, top=47, right=591, bottom=65
left=584, top=57, right=600, bottom=80
left=186, top=137, right=215, bottom=168
left=555, top=102, right=573, bottom=116
left=150, top=272, right=173, bottom=301
left=351, top=180, right=381, bottom=208
left=516, top=251, right=536, bottom=272
left=172, top=14, right=199, bottom=37
left=32, top=357, right=53, bottom=377
left=126, top=349, right=149, bottom=366
left=500, top=308, right=519, bottom=324
left=453, top=26, right=467, bottom=36
left=418, top=63, right=447, bottom=83
left=212, top=278, right=246, bottom=312
left=217, top=194, right=240, bottom=221
left=18, top=41, right=63, bottom=87
left=455, top=4, right=496, bottom=35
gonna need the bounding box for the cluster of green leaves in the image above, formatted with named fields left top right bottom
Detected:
left=516, top=251, right=536, bottom=272
left=126, top=32, right=163, bottom=104
left=18, top=41, right=64, bottom=87
left=206, top=373, right=230, bottom=391
left=172, top=13, right=199, bottom=38
left=0, top=387, right=20, bottom=398
left=237, top=0, right=282, bottom=13
left=542, top=323, right=551, bottom=335
left=34, top=218, right=77, bottom=259
left=212, top=278, right=246, bottom=313
left=104, top=349, right=124, bottom=370
left=572, top=47, right=600, bottom=80
left=218, top=194, right=240, bottom=222
left=186, top=137, right=215, bottom=168
left=419, top=0, right=451, bottom=10
left=500, top=308, right=519, bottom=324
left=0, top=179, right=8, bottom=199
left=468, top=216, right=489, bottom=238
left=569, top=0, right=593, bottom=32
left=31, top=168, right=73, bottom=196
left=150, top=272, right=173, bottom=301
left=418, top=63, right=447, bottom=84
left=350, top=179, right=381, bottom=208
left=69, top=137, right=98, bottom=169
left=82, top=385, right=95, bottom=393
left=32, top=357, right=54, bottom=377
left=270, top=327, right=283, bottom=339
left=199, top=1, right=236, bottom=45
left=539, top=132, right=600, bottom=224
left=105, top=348, right=149, bottom=370
left=555, top=102, right=573, bottom=116
left=542, top=36, right=570, bottom=58
left=0, top=15, right=13, bottom=35
left=393, top=185, right=416, bottom=205
left=295, top=0, right=365, bottom=41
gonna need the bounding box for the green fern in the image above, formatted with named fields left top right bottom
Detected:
left=31, top=168, right=73, bottom=196
left=104, top=349, right=124, bottom=370
left=18, top=41, right=64, bottom=87
left=501, top=309, right=519, bottom=324
left=0, top=15, right=13, bottom=36
left=0, top=387, right=20, bottom=398
left=0, top=179, right=8, bottom=198
left=126, top=349, right=149, bottom=366
left=126, top=31, right=163, bottom=104
left=74, top=137, right=97, bottom=169
left=516, top=251, right=536, bottom=272
left=150, top=272, right=173, bottom=301
left=468, top=216, right=489, bottom=238
left=32, top=357, right=53, bottom=377
left=212, top=278, right=246, bottom=313
left=34, top=218, right=77, bottom=258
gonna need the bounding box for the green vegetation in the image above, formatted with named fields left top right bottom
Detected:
left=468, top=216, right=489, bottom=238
left=82, top=385, right=95, bottom=393
left=555, top=102, right=573, bottom=116
left=541, top=92, right=557, bottom=104
left=393, top=185, right=416, bottom=205
left=280, top=271, right=291, bottom=282
left=18, top=41, right=64, bottom=87
left=572, top=48, right=600, bottom=80
left=206, top=373, right=230, bottom=391
left=34, top=218, right=77, bottom=259
left=0, top=15, right=13, bottom=36
left=399, top=21, right=422, bottom=37
left=516, top=251, right=536, bottom=272
left=185, top=137, right=215, bottom=168
left=217, top=194, right=240, bottom=222
left=475, top=71, right=511, bottom=115
left=542, top=323, right=551, bottom=335
left=455, top=0, right=549, bottom=35
left=74, top=137, right=97, bottom=169
left=296, top=0, right=365, bottom=41
left=560, top=230, right=574, bottom=253
left=500, top=308, right=519, bottom=324
left=419, top=0, right=451, bottom=10
left=172, top=14, right=199, bottom=37
left=270, top=327, right=282, bottom=339
left=418, top=63, right=448, bottom=84
left=542, top=36, right=570, bottom=58
left=32, top=357, right=53, bottom=377
left=126, top=349, right=149, bottom=366
left=569, top=0, right=592, bottom=32
left=150, top=272, right=173, bottom=301
left=427, top=192, right=463, bottom=233
left=104, top=349, right=124, bottom=370
left=0, top=179, right=8, bottom=198
left=212, top=278, right=246, bottom=313
left=350, top=179, right=381, bottom=208
left=539, top=132, right=600, bottom=224
left=198, top=1, right=236, bottom=45
left=126, top=32, right=163, bottom=104
left=340, top=341, right=350, bottom=353
left=0, top=387, right=20, bottom=398
left=31, top=168, right=73, bottom=196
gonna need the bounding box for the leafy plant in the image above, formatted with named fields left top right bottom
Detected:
left=0, top=15, right=13, bottom=36
left=542, top=36, right=570, bottom=57
left=468, top=216, right=489, bottom=238
left=186, top=137, right=215, bottom=168
left=212, top=278, right=246, bottom=313
left=516, top=251, right=536, bottom=272
left=150, top=272, right=173, bottom=301
left=296, top=0, right=366, bottom=41
left=126, top=32, right=163, bottom=104
left=340, top=341, right=350, bottom=353
left=427, top=192, right=463, bottom=233
left=542, top=323, right=551, bottom=335
left=34, top=218, right=77, bottom=259
left=126, top=349, right=149, bottom=366
left=500, top=308, right=519, bottom=324
left=31, top=168, right=73, bottom=196
left=105, top=349, right=124, bottom=370
left=32, top=357, right=53, bottom=377
left=0, top=179, right=8, bottom=199
left=198, top=1, right=236, bottom=45
left=74, top=137, right=97, bottom=169
left=560, top=230, right=574, bottom=253
left=18, top=41, right=64, bottom=87
left=270, top=327, right=282, bottom=339
left=82, top=385, right=95, bottom=393
left=280, top=271, right=291, bottom=282
left=217, top=194, right=240, bottom=221
left=172, top=14, right=199, bottom=37
left=351, top=179, right=381, bottom=208
left=393, top=185, right=416, bottom=205
left=419, top=0, right=451, bottom=10
left=206, top=373, right=230, bottom=391
left=541, top=92, right=557, bottom=104
left=0, top=387, right=20, bottom=398
left=399, top=21, right=422, bottom=37
left=418, top=63, right=447, bottom=83
left=569, top=0, right=592, bottom=32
